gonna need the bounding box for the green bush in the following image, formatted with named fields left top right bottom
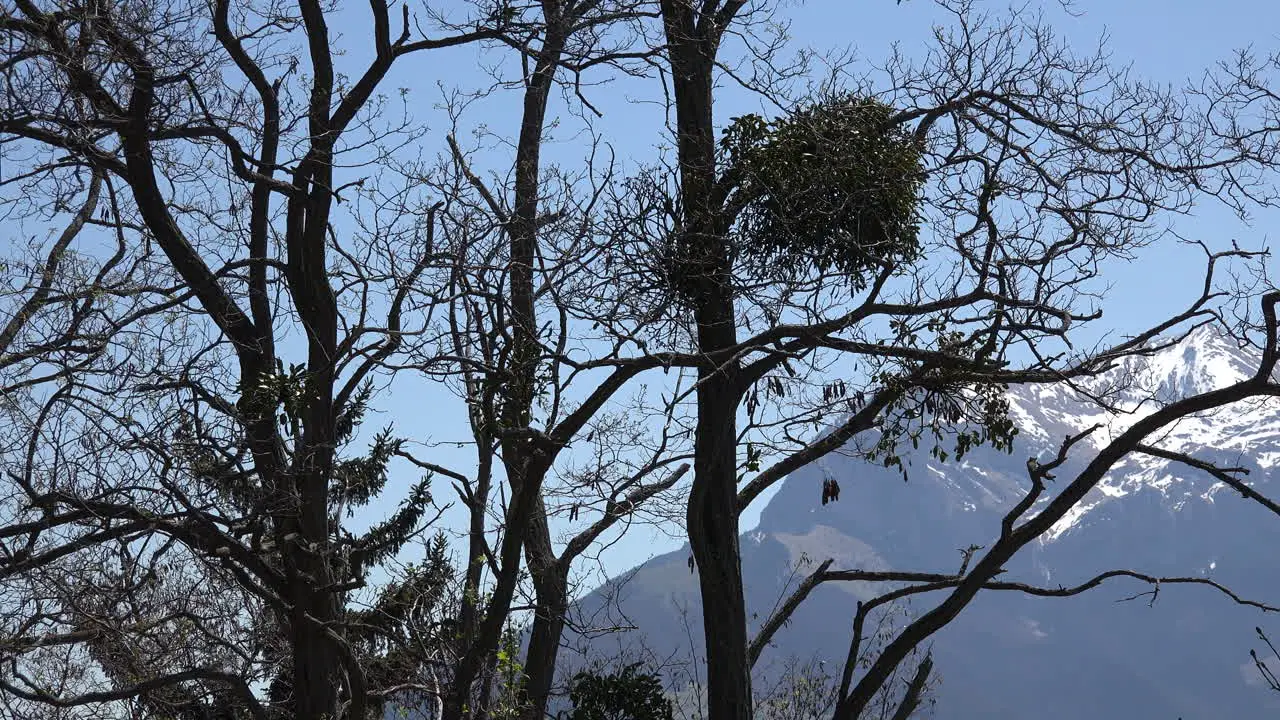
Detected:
left=567, top=663, right=673, bottom=720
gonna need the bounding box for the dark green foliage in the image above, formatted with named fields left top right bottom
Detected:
left=567, top=663, right=674, bottom=720
left=347, top=476, right=435, bottom=573
left=335, top=380, right=376, bottom=443
left=333, top=425, right=439, bottom=577
left=350, top=533, right=454, bottom=646
left=721, top=94, right=923, bottom=286
left=332, top=426, right=403, bottom=508
left=867, top=329, right=1019, bottom=480
left=348, top=533, right=457, bottom=718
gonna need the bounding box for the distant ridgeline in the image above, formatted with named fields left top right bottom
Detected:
left=566, top=328, right=1280, bottom=719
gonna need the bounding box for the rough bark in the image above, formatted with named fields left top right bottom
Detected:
left=659, top=2, right=753, bottom=718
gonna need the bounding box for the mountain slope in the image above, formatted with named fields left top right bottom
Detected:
left=570, top=328, right=1280, bottom=719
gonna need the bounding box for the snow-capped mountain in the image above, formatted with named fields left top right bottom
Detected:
left=569, top=328, right=1280, bottom=719
left=1009, top=326, right=1280, bottom=542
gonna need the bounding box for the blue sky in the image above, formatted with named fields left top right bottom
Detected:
left=333, top=0, right=1280, bottom=590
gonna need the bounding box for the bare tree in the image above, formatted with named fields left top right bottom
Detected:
left=0, top=0, right=505, bottom=716
left=1, top=1, right=689, bottom=719
left=5, top=2, right=1280, bottom=720
left=614, top=2, right=1280, bottom=719
left=374, top=3, right=690, bottom=718
left=1250, top=627, right=1280, bottom=694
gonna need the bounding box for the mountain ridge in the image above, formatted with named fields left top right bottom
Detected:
left=568, top=329, right=1280, bottom=719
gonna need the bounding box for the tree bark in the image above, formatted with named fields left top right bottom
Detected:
left=659, top=3, right=752, bottom=718
left=519, top=499, right=570, bottom=720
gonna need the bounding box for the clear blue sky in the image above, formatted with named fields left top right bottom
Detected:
left=335, top=0, right=1280, bottom=591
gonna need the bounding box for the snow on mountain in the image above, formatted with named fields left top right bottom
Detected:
left=1009, top=326, right=1264, bottom=446
left=1005, top=327, right=1280, bottom=541
left=569, top=327, right=1280, bottom=719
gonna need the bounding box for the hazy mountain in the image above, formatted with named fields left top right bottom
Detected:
left=569, top=327, right=1280, bottom=719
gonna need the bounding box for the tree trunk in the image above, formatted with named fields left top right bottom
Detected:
left=519, top=499, right=569, bottom=720
left=292, top=590, right=343, bottom=718
left=687, top=364, right=751, bottom=720
left=445, top=31, right=565, bottom=718
left=660, top=4, right=753, bottom=717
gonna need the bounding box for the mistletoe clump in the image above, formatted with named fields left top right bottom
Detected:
left=722, top=94, right=924, bottom=285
